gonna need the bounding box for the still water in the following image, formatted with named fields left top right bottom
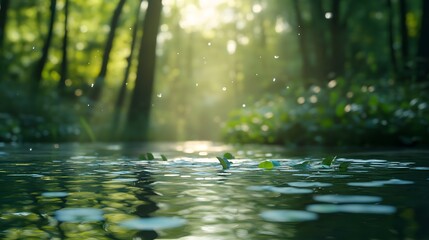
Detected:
left=0, top=142, right=428, bottom=239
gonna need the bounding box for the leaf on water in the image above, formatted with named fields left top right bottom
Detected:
left=223, top=152, right=235, bottom=159
left=293, top=161, right=311, bottom=169
left=146, top=152, right=155, bottom=160
left=216, top=157, right=231, bottom=169
left=161, top=154, right=168, bottom=161
left=322, top=156, right=337, bottom=166
left=258, top=160, right=280, bottom=169
left=139, top=153, right=156, bottom=160
left=338, top=162, right=350, bottom=171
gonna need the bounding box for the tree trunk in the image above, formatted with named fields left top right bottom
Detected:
left=399, top=0, right=409, bottom=63
left=309, top=0, right=328, bottom=82
left=0, top=0, right=10, bottom=81
left=0, top=0, right=10, bottom=50
left=125, top=0, right=162, bottom=141
left=417, top=0, right=429, bottom=81
left=89, top=0, right=127, bottom=103
left=387, top=0, right=398, bottom=75
left=33, top=0, right=57, bottom=91
left=58, top=0, right=69, bottom=93
left=111, top=0, right=143, bottom=139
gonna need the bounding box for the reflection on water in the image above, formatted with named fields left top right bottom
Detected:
left=0, top=142, right=429, bottom=239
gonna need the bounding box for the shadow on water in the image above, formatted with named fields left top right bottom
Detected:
left=134, top=169, right=159, bottom=240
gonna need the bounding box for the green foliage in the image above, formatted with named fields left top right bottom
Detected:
left=322, top=156, right=337, bottom=166
left=139, top=152, right=155, bottom=160
left=216, top=156, right=231, bottom=170
left=223, top=152, right=235, bottom=159
left=223, top=79, right=429, bottom=147
left=258, top=160, right=280, bottom=170
left=338, top=162, right=351, bottom=172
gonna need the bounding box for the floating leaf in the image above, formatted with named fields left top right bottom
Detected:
left=161, top=154, right=168, bottom=161
left=146, top=153, right=155, bottom=160
left=293, top=161, right=310, bottom=169
left=216, top=157, right=231, bottom=169
left=338, top=162, right=350, bottom=171
left=223, top=152, right=235, bottom=159
left=258, top=160, right=280, bottom=169
left=322, top=156, right=337, bottom=166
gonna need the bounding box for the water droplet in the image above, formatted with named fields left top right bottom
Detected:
left=91, top=83, right=94, bottom=88
left=207, top=42, right=211, bottom=46
left=32, top=46, right=35, bottom=50
left=157, top=93, right=162, bottom=98
left=286, top=86, right=290, bottom=89
left=274, top=55, right=279, bottom=59
left=87, top=104, right=90, bottom=107
left=29, top=148, right=32, bottom=151
left=273, top=78, right=276, bottom=82
left=242, top=104, right=246, bottom=108
left=176, top=52, right=180, bottom=55
left=195, top=83, right=199, bottom=87
left=222, top=87, right=227, bottom=91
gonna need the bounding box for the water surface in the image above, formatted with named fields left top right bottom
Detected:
left=1, top=142, right=428, bottom=239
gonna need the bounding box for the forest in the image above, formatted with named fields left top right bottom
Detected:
left=0, top=0, right=428, bottom=147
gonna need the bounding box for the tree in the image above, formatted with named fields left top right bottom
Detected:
left=58, top=0, right=69, bottom=93
left=125, top=0, right=163, bottom=140
left=0, top=0, right=10, bottom=81
left=89, top=0, right=127, bottom=103
left=387, top=0, right=398, bottom=75
left=33, top=0, right=57, bottom=91
left=111, top=0, right=144, bottom=138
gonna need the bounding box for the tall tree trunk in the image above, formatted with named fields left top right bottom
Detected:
left=292, top=0, right=311, bottom=86
left=309, top=0, right=328, bottom=82
left=125, top=0, right=162, bottom=140
left=0, top=0, right=10, bottom=81
left=111, top=0, right=143, bottom=139
left=399, top=0, right=409, bottom=63
left=33, top=0, right=57, bottom=92
left=417, top=0, right=429, bottom=81
left=0, top=0, right=10, bottom=50
left=58, top=0, right=69, bottom=93
left=330, top=0, right=345, bottom=77
left=387, top=0, right=398, bottom=75
left=89, top=0, right=127, bottom=103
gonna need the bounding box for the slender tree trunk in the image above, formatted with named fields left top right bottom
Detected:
left=111, top=0, right=143, bottom=139
left=89, top=0, right=127, bottom=103
left=33, top=0, right=57, bottom=91
left=58, top=0, right=69, bottom=93
left=0, top=0, right=10, bottom=50
left=310, top=0, right=328, bottom=82
left=387, top=0, right=398, bottom=75
left=417, top=0, right=429, bottom=81
left=125, top=0, right=162, bottom=140
left=0, top=0, right=10, bottom=81
left=292, top=0, right=311, bottom=86
left=399, top=0, right=409, bottom=63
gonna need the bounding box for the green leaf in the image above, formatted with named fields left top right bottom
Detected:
left=338, top=162, right=350, bottom=172
left=161, top=154, right=168, bottom=161
left=146, top=153, right=155, bottom=160
left=216, top=157, right=231, bottom=169
left=258, top=160, right=275, bottom=169
left=223, top=152, right=235, bottom=159
left=322, top=156, right=337, bottom=166
left=293, top=161, right=310, bottom=169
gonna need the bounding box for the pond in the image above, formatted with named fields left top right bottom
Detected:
left=0, top=142, right=428, bottom=239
